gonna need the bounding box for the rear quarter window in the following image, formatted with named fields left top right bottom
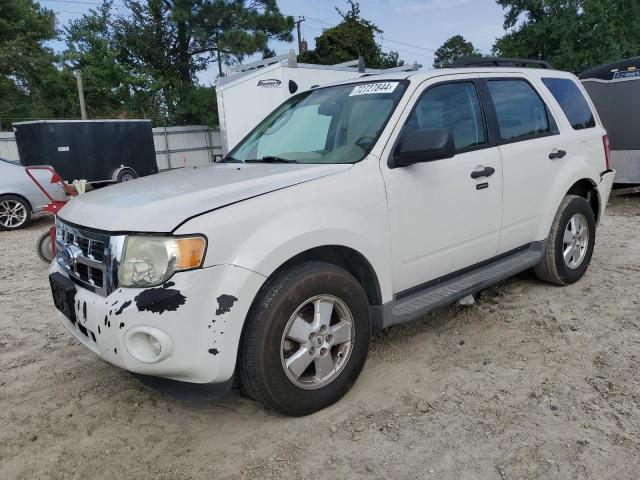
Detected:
left=542, top=78, right=596, bottom=130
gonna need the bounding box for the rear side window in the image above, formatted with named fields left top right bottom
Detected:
left=542, top=78, right=596, bottom=130
left=404, top=82, right=487, bottom=152
left=487, top=79, right=552, bottom=142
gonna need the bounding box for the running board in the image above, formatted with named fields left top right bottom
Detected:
left=378, top=241, right=546, bottom=329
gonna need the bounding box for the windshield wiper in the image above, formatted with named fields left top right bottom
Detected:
left=245, top=156, right=298, bottom=164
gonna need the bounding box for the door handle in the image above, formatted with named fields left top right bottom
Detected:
left=470, top=166, right=495, bottom=179
left=549, top=149, right=567, bottom=159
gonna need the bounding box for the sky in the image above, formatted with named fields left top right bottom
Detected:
left=45, top=0, right=508, bottom=85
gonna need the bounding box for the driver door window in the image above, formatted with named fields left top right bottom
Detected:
left=404, top=82, right=487, bottom=153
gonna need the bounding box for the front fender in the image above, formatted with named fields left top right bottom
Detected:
left=175, top=160, right=394, bottom=302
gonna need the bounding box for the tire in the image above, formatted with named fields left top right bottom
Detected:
left=533, top=195, right=596, bottom=285
left=37, top=230, right=54, bottom=263
left=0, top=194, right=31, bottom=231
left=239, top=261, right=371, bottom=416
left=116, top=168, right=138, bottom=183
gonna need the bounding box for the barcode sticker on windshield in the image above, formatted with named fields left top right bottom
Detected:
left=349, top=82, right=399, bottom=96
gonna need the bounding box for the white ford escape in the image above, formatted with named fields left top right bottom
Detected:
left=49, top=65, right=615, bottom=416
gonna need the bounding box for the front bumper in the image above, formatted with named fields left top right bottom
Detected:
left=49, top=261, right=266, bottom=384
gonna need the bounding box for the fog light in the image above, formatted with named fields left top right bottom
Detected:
left=124, top=326, right=173, bottom=364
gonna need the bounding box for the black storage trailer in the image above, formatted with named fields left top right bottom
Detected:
left=13, top=120, right=157, bottom=184
left=580, top=57, right=640, bottom=185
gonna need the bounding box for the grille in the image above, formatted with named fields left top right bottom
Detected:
left=63, top=231, right=106, bottom=262
left=56, top=221, right=111, bottom=294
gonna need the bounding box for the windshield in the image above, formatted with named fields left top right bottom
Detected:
left=228, top=80, right=408, bottom=164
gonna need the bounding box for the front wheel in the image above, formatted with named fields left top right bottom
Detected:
left=37, top=230, right=54, bottom=263
left=239, top=261, right=371, bottom=416
left=533, top=195, right=596, bottom=285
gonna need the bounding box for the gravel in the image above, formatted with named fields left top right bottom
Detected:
left=1, top=196, right=640, bottom=479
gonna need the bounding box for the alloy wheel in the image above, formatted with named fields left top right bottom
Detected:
left=563, top=213, right=589, bottom=269
left=0, top=200, right=27, bottom=229
left=280, top=295, right=355, bottom=390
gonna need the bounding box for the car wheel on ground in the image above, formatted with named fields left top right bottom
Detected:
left=533, top=194, right=596, bottom=285
left=238, top=261, right=371, bottom=416
left=0, top=194, right=31, bottom=231
left=116, top=168, right=138, bottom=183
left=37, top=230, right=55, bottom=263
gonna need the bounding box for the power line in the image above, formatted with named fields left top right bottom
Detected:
left=381, top=45, right=433, bottom=61
left=42, top=0, right=126, bottom=11
left=379, top=37, right=435, bottom=53
left=49, top=5, right=434, bottom=59
left=301, top=25, right=432, bottom=62
left=297, top=15, right=436, bottom=54
left=42, top=0, right=122, bottom=4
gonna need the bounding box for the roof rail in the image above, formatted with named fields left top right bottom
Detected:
left=227, top=53, right=289, bottom=74
left=451, top=56, right=554, bottom=69
left=221, top=51, right=422, bottom=82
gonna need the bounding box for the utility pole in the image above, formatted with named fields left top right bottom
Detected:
left=294, top=16, right=306, bottom=54
left=75, top=71, right=87, bottom=120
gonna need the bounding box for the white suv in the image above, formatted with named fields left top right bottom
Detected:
left=49, top=66, right=615, bottom=416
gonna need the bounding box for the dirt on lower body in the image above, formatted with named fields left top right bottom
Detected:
left=1, top=196, right=640, bottom=480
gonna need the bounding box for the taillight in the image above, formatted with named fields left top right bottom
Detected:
left=602, top=134, right=611, bottom=170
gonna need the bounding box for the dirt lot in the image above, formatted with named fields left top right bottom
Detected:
left=1, top=196, right=640, bottom=480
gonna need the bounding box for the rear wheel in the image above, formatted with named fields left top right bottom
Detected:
left=0, top=195, right=31, bottom=231
left=533, top=195, right=596, bottom=285
left=239, top=261, right=371, bottom=416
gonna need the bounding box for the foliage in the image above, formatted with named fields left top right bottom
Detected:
left=0, top=0, right=77, bottom=127
left=298, top=0, right=403, bottom=69
left=193, top=0, right=294, bottom=75
left=64, top=2, right=141, bottom=119
left=0, top=0, right=292, bottom=129
left=493, top=0, right=640, bottom=73
left=111, top=0, right=293, bottom=125
left=433, top=35, right=482, bottom=68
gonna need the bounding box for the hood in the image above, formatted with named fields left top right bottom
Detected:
left=59, top=162, right=351, bottom=232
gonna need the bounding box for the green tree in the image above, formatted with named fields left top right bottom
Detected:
left=493, top=0, right=640, bottom=73
left=298, top=0, right=404, bottom=69
left=433, top=35, right=481, bottom=68
left=194, top=0, right=295, bottom=76
left=64, top=1, right=145, bottom=120
left=114, top=0, right=293, bottom=125
left=0, top=0, right=76, bottom=128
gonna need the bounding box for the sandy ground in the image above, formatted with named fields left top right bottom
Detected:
left=1, top=196, right=640, bottom=480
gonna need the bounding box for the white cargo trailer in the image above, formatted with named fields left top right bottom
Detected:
left=216, top=51, right=420, bottom=153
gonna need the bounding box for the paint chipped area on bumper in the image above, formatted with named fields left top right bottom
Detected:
left=49, top=262, right=266, bottom=384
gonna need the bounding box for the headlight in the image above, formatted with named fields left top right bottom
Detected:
left=117, top=235, right=206, bottom=287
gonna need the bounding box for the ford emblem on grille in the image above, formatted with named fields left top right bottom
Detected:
left=61, top=244, right=83, bottom=267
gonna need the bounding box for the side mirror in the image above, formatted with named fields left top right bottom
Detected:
left=390, top=129, right=455, bottom=168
